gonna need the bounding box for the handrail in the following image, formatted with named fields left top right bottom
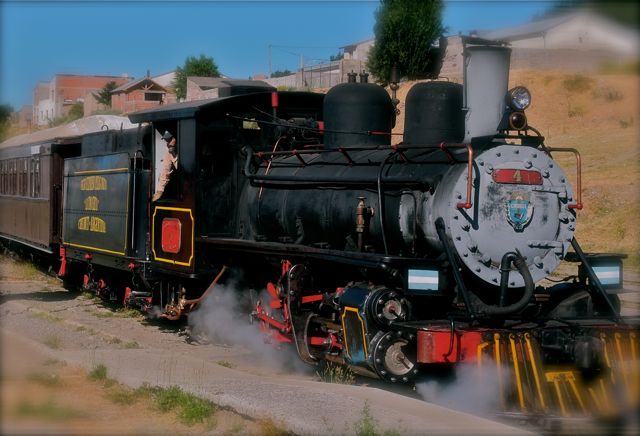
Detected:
left=244, top=142, right=476, bottom=208
left=438, top=142, right=474, bottom=210
left=545, top=147, right=583, bottom=210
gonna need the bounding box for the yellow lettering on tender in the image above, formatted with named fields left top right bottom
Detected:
left=78, top=216, right=90, bottom=231
left=77, top=216, right=107, bottom=233
left=84, top=196, right=99, bottom=211
left=80, top=176, right=108, bottom=191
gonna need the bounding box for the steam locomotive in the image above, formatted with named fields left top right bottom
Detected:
left=1, top=37, right=637, bottom=419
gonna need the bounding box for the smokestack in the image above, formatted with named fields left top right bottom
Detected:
left=462, top=42, right=511, bottom=142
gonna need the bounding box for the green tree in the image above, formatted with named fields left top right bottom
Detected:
left=69, top=101, right=84, bottom=119
left=329, top=51, right=344, bottom=62
left=270, top=69, right=292, bottom=78
left=367, top=0, right=444, bottom=84
left=0, top=104, right=13, bottom=141
left=173, top=54, right=221, bottom=100
left=93, top=81, right=118, bottom=107
left=50, top=102, right=84, bottom=127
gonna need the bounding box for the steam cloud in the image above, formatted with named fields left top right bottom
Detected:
left=188, top=281, right=312, bottom=374
left=416, top=364, right=508, bottom=416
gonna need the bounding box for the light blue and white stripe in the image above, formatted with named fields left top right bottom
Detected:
left=593, top=266, right=621, bottom=286
left=408, top=269, right=439, bottom=291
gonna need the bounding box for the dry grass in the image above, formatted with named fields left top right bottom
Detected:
left=316, top=362, right=355, bottom=385
left=517, top=70, right=640, bottom=265
left=43, top=335, right=63, bottom=350
left=27, top=372, right=62, bottom=387
left=29, top=311, right=64, bottom=323
left=255, top=417, right=288, bottom=436
left=15, top=399, right=86, bottom=421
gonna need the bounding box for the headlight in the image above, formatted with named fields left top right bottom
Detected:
left=509, top=111, right=527, bottom=130
left=507, top=86, right=531, bottom=110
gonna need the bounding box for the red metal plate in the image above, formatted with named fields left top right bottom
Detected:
left=417, top=329, right=483, bottom=364
left=161, top=218, right=182, bottom=254
left=492, top=169, right=543, bottom=185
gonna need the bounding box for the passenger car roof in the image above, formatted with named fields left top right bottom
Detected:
left=0, top=115, right=135, bottom=149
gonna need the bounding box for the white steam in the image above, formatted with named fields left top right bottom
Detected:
left=188, top=282, right=312, bottom=373
left=416, top=364, right=508, bottom=416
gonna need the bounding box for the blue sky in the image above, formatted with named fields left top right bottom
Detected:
left=0, top=1, right=552, bottom=109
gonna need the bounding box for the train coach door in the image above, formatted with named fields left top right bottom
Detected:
left=51, top=140, right=82, bottom=245
left=51, top=152, right=64, bottom=244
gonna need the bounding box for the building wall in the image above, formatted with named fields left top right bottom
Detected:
left=112, top=88, right=174, bottom=113
left=33, top=75, right=130, bottom=126
left=152, top=71, right=176, bottom=89
left=53, top=75, right=128, bottom=101
left=18, top=106, right=33, bottom=130
left=489, top=13, right=639, bottom=57
left=508, top=35, right=547, bottom=49
left=34, top=98, right=55, bottom=126
left=264, top=59, right=370, bottom=90
left=186, top=79, right=219, bottom=101
left=263, top=75, right=298, bottom=89
left=544, top=14, right=639, bottom=55
left=344, top=39, right=374, bottom=61
left=83, top=93, right=109, bottom=116
left=32, top=82, right=51, bottom=126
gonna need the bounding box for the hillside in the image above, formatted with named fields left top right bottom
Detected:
left=392, top=70, right=640, bottom=265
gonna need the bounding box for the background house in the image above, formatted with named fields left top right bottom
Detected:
left=32, top=74, right=130, bottom=126
left=150, top=71, right=176, bottom=89
left=342, top=37, right=374, bottom=61
left=265, top=8, right=639, bottom=90
left=476, top=9, right=639, bottom=71
left=110, top=76, right=175, bottom=114
left=186, top=77, right=274, bottom=101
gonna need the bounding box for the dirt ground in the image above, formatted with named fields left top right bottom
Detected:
left=0, top=255, right=281, bottom=435
left=0, top=331, right=261, bottom=435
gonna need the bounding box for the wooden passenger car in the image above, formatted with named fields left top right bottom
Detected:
left=0, top=116, right=135, bottom=255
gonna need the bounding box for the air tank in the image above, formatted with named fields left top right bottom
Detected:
left=403, top=82, right=464, bottom=145
left=323, top=82, right=394, bottom=149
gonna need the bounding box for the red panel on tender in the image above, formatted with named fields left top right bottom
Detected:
left=417, top=330, right=484, bottom=363
left=161, top=218, right=182, bottom=254
left=492, top=169, right=543, bottom=185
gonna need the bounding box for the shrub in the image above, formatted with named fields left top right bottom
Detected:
left=316, top=361, right=355, bottom=385
left=562, top=74, right=593, bottom=93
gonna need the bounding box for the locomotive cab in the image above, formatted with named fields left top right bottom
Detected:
left=128, top=90, right=325, bottom=279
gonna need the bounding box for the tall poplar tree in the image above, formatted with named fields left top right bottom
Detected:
left=367, top=0, right=445, bottom=84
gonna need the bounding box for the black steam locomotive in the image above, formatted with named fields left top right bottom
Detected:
left=1, top=37, right=637, bottom=418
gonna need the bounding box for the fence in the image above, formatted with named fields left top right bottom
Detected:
left=264, top=59, right=372, bottom=90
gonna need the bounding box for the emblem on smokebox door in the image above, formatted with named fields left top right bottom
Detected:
left=506, top=192, right=533, bottom=231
